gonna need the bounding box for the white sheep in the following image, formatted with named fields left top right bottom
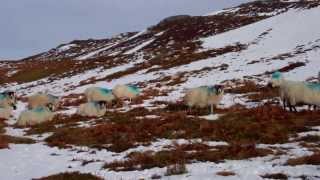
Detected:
left=77, top=101, right=107, bottom=117
left=84, top=87, right=115, bottom=103
left=0, top=91, right=17, bottom=108
left=17, top=105, right=55, bottom=126
left=0, top=106, right=14, bottom=120
left=112, top=84, right=141, bottom=102
left=269, top=71, right=320, bottom=112
left=27, top=92, right=59, bottom=110
left=184, top=85, right=224, bottom=114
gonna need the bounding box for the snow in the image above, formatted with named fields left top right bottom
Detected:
left=205, top=7, right=240, bottom=16
left=125, top=29, right=147, bottom=41
left=124, top=38, right=155, bottom=54
left=200, top=114, right=221, bottom=121
left=202, top=8, right=320, bottom=59
left=76, top=44, right=117, bottom=60
left=57, top=44, right=77, bottom=52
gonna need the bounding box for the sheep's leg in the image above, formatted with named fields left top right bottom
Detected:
left=282, top=98, right=286, bottom=110
left=288, top=102, right=293, bottom=112
left=210, top=104, right=214, bottom=115
left=292, top=106, right=297, bottom=112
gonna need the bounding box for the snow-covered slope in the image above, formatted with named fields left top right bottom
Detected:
left=1, top=0, right=320, bottom=179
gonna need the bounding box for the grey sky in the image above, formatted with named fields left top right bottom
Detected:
left=0, top=0, right=250, bottom=60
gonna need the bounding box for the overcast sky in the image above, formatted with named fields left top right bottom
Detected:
left=0, top=0, right=250, bottom=60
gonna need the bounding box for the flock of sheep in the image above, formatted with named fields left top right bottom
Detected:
left=0, top=83, right=225, bottom=126
left=0, top=71, right=319, bottom=126
left=0, top=84, right=141, bottom=126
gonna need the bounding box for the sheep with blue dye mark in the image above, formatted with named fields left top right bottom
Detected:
left=0, top=91, right=17, bottom=108
left=184, top=85, right=224, bottom=114
left=17, top=104, right=55, bottom=126
left=27, top=92, right=59, bottom=110
left=84, top=87, right=115, bottom=104
left=77, top=101, right=107, bottom=117
left=112, top=84, right=141, bottom=102
left=269, top=71, right=320, bottom=112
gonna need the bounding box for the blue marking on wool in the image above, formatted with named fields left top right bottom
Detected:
left=306, top=83, right=320, bottom=91
left=199, top=86, right=217, bottom=95
left=32, top=107, right=46, bottom=113
left=128, top=85, right=140, bottom=95
left=272, top=71, right=282, bottom=80
left=0, top=94, right=6, bottom=100
left=98, top=88, right=112, bottom=95
left=207, top=86, right=217, bottom=94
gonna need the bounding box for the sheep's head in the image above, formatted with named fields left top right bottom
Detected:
left=269, top=71, right=283, bottom=87
left=46, top=103, right=55, bottom=112
left=215, top=85, right=224, bottom=95
left=97, top=101, right=107, bottom=109
left=5, top=91, right=16, bottom=100
left=48, top=94, right=60, bottom=109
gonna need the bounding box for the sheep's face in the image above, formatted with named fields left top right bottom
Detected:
left=6, top=91, right=16, bottom=100
left=270, top=72, right=283, bottom=87
left=98, top=101, right=107, bottom=109
left=213, top=85, right=224, bottom=95
left=47, top=103, right=55, bottom=112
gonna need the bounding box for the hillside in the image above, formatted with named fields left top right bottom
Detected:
left=1, top=0, right=320, bottom=179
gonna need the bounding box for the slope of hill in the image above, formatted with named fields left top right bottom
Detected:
left=1, top=0, right=320, bottom=179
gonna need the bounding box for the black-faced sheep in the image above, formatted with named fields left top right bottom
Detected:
left=77, top=101, right=107, bottom=117
left=184, top=85, right=224, bottom=114
left=27, top=92, right=59, bottom=110
left=0, top=91, right=17, bottom=109
left=269, top=71, right=320, bottom=112
left=17, top=104, right=55, bottom=126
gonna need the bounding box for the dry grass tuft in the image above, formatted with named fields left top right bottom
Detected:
left=103, top=143, right=271, bottom=171
left=286, top=153, right=320, bottom=166
left=216, top=171, right=236, bottom=176
left=33, top=171, right=102, bottom=180
left=261, top=173, right=288, bottom=179
left=41, top=103, right=320, bottom=154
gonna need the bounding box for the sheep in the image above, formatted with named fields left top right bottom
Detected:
left=77, top=101, right=107, bottom=117
left=0, top=91, right=17, bottom=108
left=17, top=104, right=55, bottom=126
left=112, top=84, right=141, bottom=103
left=0, top=106, right=14, bottom=120
left=269, top=71, right=320, bottom=112
left=184, top=85, right=224, bottom=114
left=27, top=92, right=59, bottom=110
left=1, top=90, right=16, bottom=101
left=84, top=87, right=115, bottom=104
